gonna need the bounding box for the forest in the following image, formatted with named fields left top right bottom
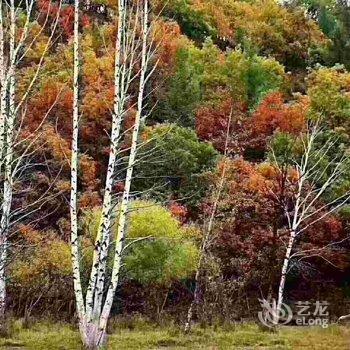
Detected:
left=0, top=0, right=350, bottom=348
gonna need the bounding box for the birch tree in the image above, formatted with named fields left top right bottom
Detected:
left=83, top=0, right=126, bottom=322
left=271, top=123, right=350, bottom=325
left=0, top=0, right=60, bottom=318
left=0, top=0, right=7, bottom=318
left=70, top=0, right=85, bottom=330
left=69, top=0, right=156, bottom=347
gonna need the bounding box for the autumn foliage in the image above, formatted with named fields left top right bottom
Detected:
left=5, top=0, right=350, bottom=323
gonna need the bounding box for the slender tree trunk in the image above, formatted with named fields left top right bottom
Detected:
left=0, top=237, right=6, bottom=318
left=0, top=0, right=6, bottom=164
left=69, top=1, right=104, bottom=347
left=0, top=0, right=6, bottom=319
left=98, top=0, right=149, bottom=335
left=0, top=0, right=57, bottom=321
left=69, top=1, right=153, bottom=347
left=184, top=268, right=200, bottom=333
left=85, top=0, right=124, bottom=322
left=70, top=2, right=103, bottom=348
left=70, top=0, right=86, bottom=329
left=271, top=122, right=350, bottom=328
left=274, top=230, right=295, bottom=325
left=0, top=0, right=16, bottom=319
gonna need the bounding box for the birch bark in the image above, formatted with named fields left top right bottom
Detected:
left=0, top=0, right=7, bottom=318
left=70, top=0, right=86, bottom=325
left=69, top=1, right=154, bottom=346
left=0, top=0, right=6, bottom=165
left=85, top=0, right=124, bottom=322
left=274, top=230, right=295, bottom=324
left=0, top=0, right=16, bottom=319
left=98, top=0, right=149, bottom=334
left=272, top=123, right=350, bottom=325
left=0, top=0, right=58, bottom=319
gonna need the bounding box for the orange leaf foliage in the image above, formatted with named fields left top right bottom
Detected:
left=251, top=92, right=308, bottom=137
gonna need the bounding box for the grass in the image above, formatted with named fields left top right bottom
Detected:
left=0, top=320, right=349, bottom=349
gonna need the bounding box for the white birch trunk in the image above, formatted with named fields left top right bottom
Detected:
left=0, top=0, right=7, bottom=318
left=0, top=0, right=6, bottom=165
left=68, top=1, right=154, bottom=346
left=69, top=2, right=104, bottom=348
left=0, top=237, right=6, bottom=318
left=70, top=0, right=86, bottom=325
left=272, top=123, right=350, bottom=326
left=274, top=230, right=295, bottom=325
left=0, top=0, right=16, bottom=319
left=98, top=0, right=149, bottom=334
left=0, top=0, right=57, bottom=320
left=85, top=0, right=125, bottom=322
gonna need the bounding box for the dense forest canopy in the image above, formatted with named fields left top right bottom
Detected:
left=1, top=0, right=350, bottom=345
